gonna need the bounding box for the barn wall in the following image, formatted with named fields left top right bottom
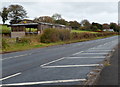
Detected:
left=11, top=32, right=25, bottom=38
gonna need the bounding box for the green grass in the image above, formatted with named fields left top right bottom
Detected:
left=71, top=30, right=98, bottom=33
left=1, top=35, right=117, bottom=53
left=0, top=25, right=11, bottom=33
left=26, top=28, right=37, bottom=32
left=0, top=25, right=38, bottom=33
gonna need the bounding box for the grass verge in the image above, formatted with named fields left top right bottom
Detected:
left=1, top=35, right=117, bottom=54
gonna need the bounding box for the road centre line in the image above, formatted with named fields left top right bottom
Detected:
left=65, top=57, right=105, bottom=59
left=0, top=73, right=21, bottom=81
left=40, top=57, right=65, bottom=67
left=1, top=79, right=86, bottom=86
left=41, top=64, right=101, bottom=68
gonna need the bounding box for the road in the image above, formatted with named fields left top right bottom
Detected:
left=97, top=43, right=119, bottom=85
left=1, top=36, right=119, bottom=86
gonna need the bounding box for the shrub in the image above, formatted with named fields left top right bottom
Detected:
left=2, top=38, right=9, bottom=49
left=41, top=28, right=71, bottom=43
left=41, top=28, right=60, bottom=43
left=59, top=29, right=71, bottom=41
left=17, top=37, right=31, bottom=44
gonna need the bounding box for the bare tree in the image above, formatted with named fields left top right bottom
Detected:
left=52, top=13, right=62, bottom=20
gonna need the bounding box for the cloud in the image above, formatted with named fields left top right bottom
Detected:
left=0, top=1, right=118, bottom=24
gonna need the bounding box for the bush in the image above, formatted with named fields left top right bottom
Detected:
left=2, top=38, right=9, bottom=49
left=59, top=29, right=71, bottom=41
left=41, top=28, right=71, bottom=43
left=17, top=37, right=31, bottom=44
left=41, top=28, right=60, bottom=43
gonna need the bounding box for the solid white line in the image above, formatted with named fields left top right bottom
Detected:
left=2, top=79, right=86, bottom=86
left=87, top=50, right=111, bottom=52
left=42, top=64, right=100, bottom=68
left=72, top=51, right=84, bottom=55
left=65, top=57, right=105, bottom=59
left=0, top=73, right=21, bottom=81
left=80, top=53, right=108, bottom=54
left=40, top=57, right=65, bottom=67
left=2, top=54, right=29, bottom=60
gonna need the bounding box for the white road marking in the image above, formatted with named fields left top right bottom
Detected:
left=65, top=57, right=105, bottom=59
left=1, top=79, right=86, bottom=86
left=41, top=64, right=100, bottom=68
left=0, top=73, right=21, bottom=81
left=2, top=54, right=30, bottom=60
left=72, top=51, right=84, bottom=55
left=86, top=50, right=112, bottom=52
left=80, top=53, right=108, bottom=54
left=40, top=57, right=65, bottom=67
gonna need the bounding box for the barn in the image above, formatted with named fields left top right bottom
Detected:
left=9, top=22, right=71, bottom=38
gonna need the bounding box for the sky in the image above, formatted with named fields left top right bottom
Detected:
left=0, top=0, right=119, bottom=24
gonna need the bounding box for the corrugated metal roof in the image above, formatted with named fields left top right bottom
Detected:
left=10, top=23, right=38, bottom=26
left=9, top=22, right=67, bottom=27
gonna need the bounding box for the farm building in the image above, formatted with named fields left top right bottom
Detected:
left=9, top=22, right=72, bottom=38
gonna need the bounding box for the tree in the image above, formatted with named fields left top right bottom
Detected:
left=55, top=19, right=68, bottom=25
left=52, top=13, right=62, bottom=20
left=33, top=16, right=54, bottom=23
left=110, top=23, right=118, bottom=32
left=91, top=22, right=102, bottom=31
left=69, top=21, right=81, bottom=30
left=91, top=26, right=98, bottom=31
left=102, top=23, right=110, bottom=29
left=8, top=4, right=27, bottom=24
left=81, top=19, right=91, bottom=30
left=0, top=7, right=9, bottom=24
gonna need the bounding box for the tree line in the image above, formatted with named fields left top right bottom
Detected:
left=0, top=4, right=119, bottom=32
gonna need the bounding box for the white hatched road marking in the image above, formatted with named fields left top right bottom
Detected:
left=41, top=64, right=101, bottom=68
left=1, top=79, right=86, bottom=86
left=40, top=57, right=65, bottom=67
left=0, top=73, right=21, bottom=81
left=72, top=51, right=84, bottom=55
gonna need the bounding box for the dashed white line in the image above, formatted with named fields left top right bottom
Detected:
left=41, top=64, right=100, bottom=68
left=0, top=73, right=21, bottom=81
left=40, top=57, right=65, bottom=67
left=1, top=79, right=86, bottom=86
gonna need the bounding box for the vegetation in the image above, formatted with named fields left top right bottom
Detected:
left=2, top=30, right=117, bottom=53
left=0, top=4, right=27, bottom=24
left=0, top=7, right=9, bottom=24
left=71, top=30, right=98, bottom=33
left=41, top=28, right=70, bottom=43
left=0, top=25, right=11, bottom=33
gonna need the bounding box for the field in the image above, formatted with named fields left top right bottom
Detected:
left=71, top=30, right=98, bottom=33
left=0, top=25, right=37, bottom=33
left=0, top=25, right=11, bottom=33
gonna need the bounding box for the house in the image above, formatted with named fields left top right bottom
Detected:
left=9, top=22, right=71, bottom=38
left=103, top=29, right=114, bottom=32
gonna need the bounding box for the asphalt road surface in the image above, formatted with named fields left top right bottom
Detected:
left=97, top=43, right=119, bottom=85
left=1, top=36, right=119, bottom=86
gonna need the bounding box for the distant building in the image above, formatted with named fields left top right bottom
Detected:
left=103, top=29, right=114, bottom=32
left=9, top=22, right=72, bottom=38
